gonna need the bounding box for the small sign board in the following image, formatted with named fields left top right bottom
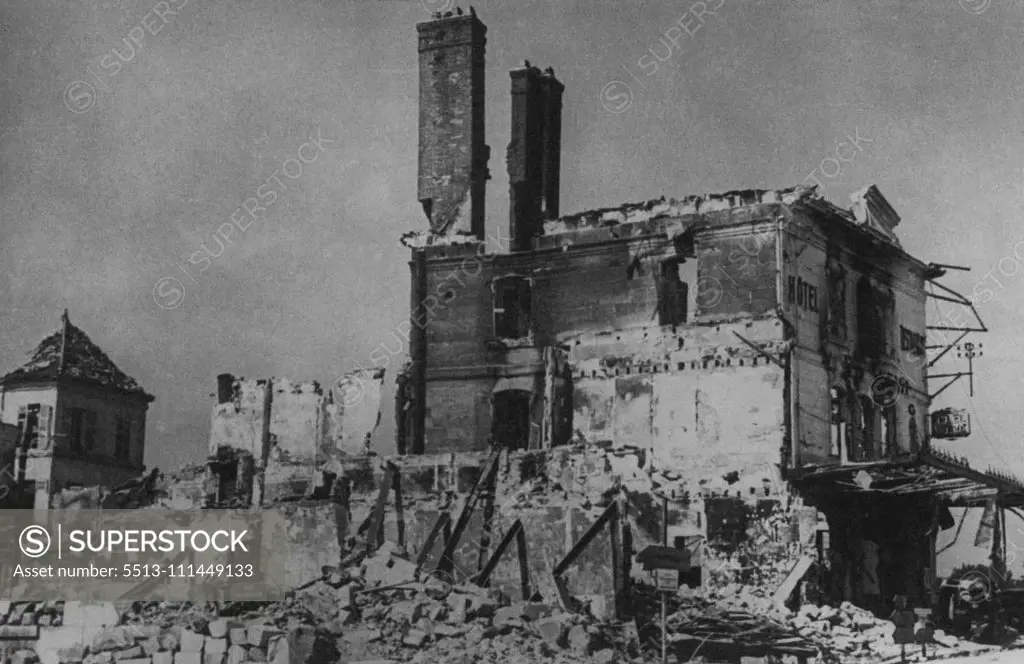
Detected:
left=654, top=568, right=679, bottom=592
left=637, top=545, right=690, bottom=571
left=931, top=408, right=970, bottom=439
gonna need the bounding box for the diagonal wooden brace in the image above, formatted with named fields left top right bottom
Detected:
left=551, top=501, right=624, bottom=619
left=416, top=511, right=452, bottom=568
left=365, top=461, right=400, bottom=556
left=435, top=447, right=502, bottom=577
left=473, top=519, right=531, bottom=600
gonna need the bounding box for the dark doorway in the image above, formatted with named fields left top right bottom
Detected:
left=492, top=390, right=532, bottom=450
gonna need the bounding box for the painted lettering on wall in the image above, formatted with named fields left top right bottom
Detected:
left=788, top=276, right=818, bottom=312
left=900, top=326, right=926, bottom=355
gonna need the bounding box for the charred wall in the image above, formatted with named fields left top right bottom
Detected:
left=783, top=208, right=929, bottom=467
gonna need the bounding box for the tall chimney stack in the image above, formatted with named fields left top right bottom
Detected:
left=507, top=63, right=564, bottom=251
left=416, top=10, right=489, bottom=238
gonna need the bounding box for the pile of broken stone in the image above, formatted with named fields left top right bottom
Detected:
left=52, top=542, right=638, bottom=664
left=786, top=602, right=987, bottom=662
left=299, top=542, right=638, bottom=664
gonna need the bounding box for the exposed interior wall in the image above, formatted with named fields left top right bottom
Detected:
left=567, top=320, right=788, bottom=483
left=207, top=373, right=385, bottom=506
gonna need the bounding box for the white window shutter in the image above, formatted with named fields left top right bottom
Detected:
left=39, top=405, right=54, bottom=449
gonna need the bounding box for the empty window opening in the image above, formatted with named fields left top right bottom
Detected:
left=115, top=417, right=131, bottom=461
left=493, top=276, right=532, bottom=339
left=882, top=405, right=897, bottom=457
left=858, top=395, right=876, bottom=461
left=856, top=277, right=884, bottom=360
left=658, top=258, right=689, bottom=326
left=64, top=408, right=97, bottom=454
left=492, top=390, right=532, bottom=450
left=830, top=387, right=848, bottom=460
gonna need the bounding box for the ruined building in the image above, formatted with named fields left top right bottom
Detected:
left=206, top=9, right=1024, bottom=621
left=0, top=310, right=154, bottom=509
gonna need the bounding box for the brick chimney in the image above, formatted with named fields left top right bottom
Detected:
left=416, top=10, right=489, bottom=238
left=507, top=63, right=564, bottom=251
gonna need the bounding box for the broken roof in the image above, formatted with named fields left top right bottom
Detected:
left=792, top=447, right=1024, bottom=507
left=0, top=310, right=153, bottom=401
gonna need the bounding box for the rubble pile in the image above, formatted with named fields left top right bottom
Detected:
left=0, top=601, right=64, bottom=628
left=41, top=543, right=637, bottom=664
left=665, top=598, right=833, bottom=663
left=300, top=542, right=636, bottom=664
left=786, top=602, right=985, bottom=662
left=54, top=617, right=334, bottom=664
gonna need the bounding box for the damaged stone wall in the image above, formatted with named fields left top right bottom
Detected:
left=565, top=318, right=788, bottom=480
left=782, top=206, right=929, bottom=467
left=331, top=444, right=815, bottom=620
left=207, top=372, right=385, bottom=506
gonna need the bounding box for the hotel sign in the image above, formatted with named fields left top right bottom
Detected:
left=931, top=408, right=970, bottom=439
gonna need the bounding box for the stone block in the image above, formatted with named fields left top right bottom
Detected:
left=227, top=646, right=247, bottom=664
left=568, top=625, right=594, bottom=655
left=246, top=626, right=283, bottom=649
left=336, top=585, right=353, bottom=609
left=203, top=654, right=225, bottom=664
left=12, top=650, right=39, bottom=664
left=228, top=629, right=248, bottom=646
left=180, top=630, right=205, bottom=653
left=534, top=618, right=566, bottom=647
left=267, top=626, right=337, bottom=664
left=58, top=645, right=87, bottom=664
left=208, top=620, right=244, bottom=640
left=174, top=656, right=202, bottom=664
left=152, top=654, right=174, bottom=664
left=84, top=653, right=114, bottom=664
left=113, top=646, right=145, bottom=660
left=158, top=627, right=182, bottom=652
left=92, top=628, right=136, bottom=652
left=0, top=625, right=39, bottom=639
left=205, top=638, right=228, bottom=654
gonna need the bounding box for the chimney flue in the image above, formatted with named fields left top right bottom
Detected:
left=216, top=373, right=234, bottom=404
left=507, top=64, right=564, bottom=252
left=416, top=11, right=489, bottom=239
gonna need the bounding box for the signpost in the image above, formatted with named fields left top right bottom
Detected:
left=638, top=539, right=690, bottom=664
left=654, top=568, right=679, bottom=591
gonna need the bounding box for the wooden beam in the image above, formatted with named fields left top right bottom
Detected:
left=553, top=502, right=618, bottom=576
left=610, top=496, right=624, bottom=620
left=473, top=519, right=532, bottom=600
left=415, top=512, right=451, bottom=568
left=365, top=461, right=398, bottom=556
left=516, top=524, right=531, bottom=601
left=436, top=447, right=502, bottom=577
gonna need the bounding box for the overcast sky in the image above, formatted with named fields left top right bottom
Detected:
left=2, top=0, right=1023, bottom=540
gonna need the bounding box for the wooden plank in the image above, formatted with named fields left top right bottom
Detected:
left=610, top=496, right=624, bottom=620
left=771, top=554, right=814, bottom=611
left=474, top=520, right=523, bottom=588
left=415, top=512, right=451, bottom=568
left=436, top=447, right=502, bottom=576
left=393, top=469, right=405, bottom=549
left=552, top=502, right=618, bottom=576
left=516, top=524, right=531, bottom=600
left=365, top=461, right=397, bottom=556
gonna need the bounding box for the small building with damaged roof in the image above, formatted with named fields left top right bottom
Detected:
left=0, top=310, right=154, bottom=509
